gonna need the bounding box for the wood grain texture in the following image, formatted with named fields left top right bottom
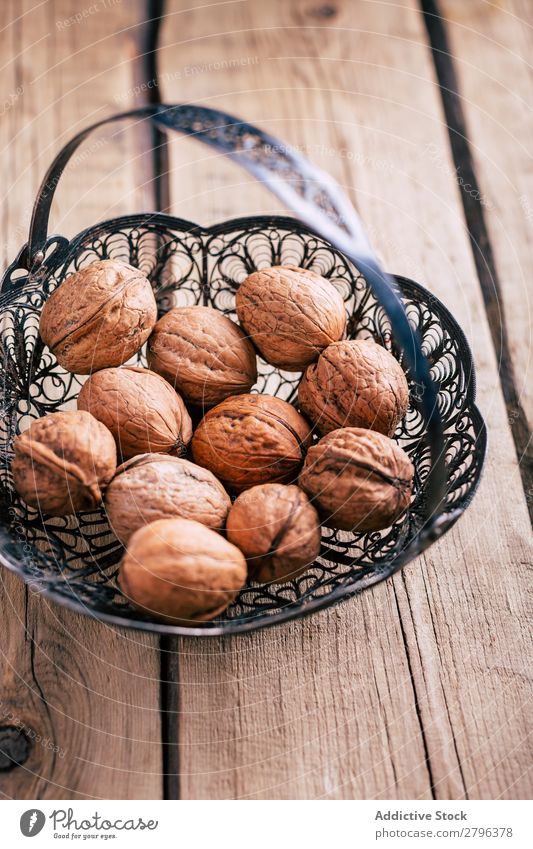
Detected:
left=160, top=0, right=532, bottom=799
left=439, top=0, right=533, bottom=435
left=422, top=0, right=532, bottom=521
left=0, top=0, right=162, bottom=800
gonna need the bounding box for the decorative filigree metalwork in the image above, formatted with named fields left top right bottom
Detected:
left=0, top=215, right=486, bottom=636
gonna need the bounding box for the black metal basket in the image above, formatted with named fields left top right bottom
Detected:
left=0, top=106, right=486, bottom=636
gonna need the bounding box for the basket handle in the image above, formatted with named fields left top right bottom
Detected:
left=26, top=103, right=447, bottom=525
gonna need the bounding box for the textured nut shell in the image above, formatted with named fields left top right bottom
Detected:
left=298, top=339, right=409, bottom=437
left=39, top=260, right=157, bottom=374
left=147, top=305, right=257, bottom=405
left=119, top=518, right=247, bottom=624
left=77, top=366, right=192, bottom=460
left=299, top=427, right=414, bottom=531
left=11, top=410, right=117, bottom=516
left=226, top=483, right=321, bottom=583
left=235, top=265, right=346, bottom=371
left=192, top=394, right=312, bottom=492
left=105, top=453, right=231, bottom=544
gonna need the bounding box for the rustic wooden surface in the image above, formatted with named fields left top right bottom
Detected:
left=0, top=0, right=162, bottom=799
left=440, top=0, right=533, bottom=434
left=0, top=0, right=531, bottom=800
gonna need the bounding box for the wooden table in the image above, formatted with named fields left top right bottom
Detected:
left=0, top=0, right=531, bottom=800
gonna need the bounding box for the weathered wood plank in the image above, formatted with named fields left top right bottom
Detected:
left=422, top=0, right=533, bottom=521
left=160, top=0, right=532, bottom=799
left=0, top=0, right=162, bottom=799
left=438, top=0, right=533, bottom=435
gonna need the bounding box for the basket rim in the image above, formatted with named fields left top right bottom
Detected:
left=0, top=213, right=487, bottom=636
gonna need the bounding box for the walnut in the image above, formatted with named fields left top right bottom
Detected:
left=119, top=518, right=247, bottom=624
left=39, top=260, right=157, bottom=374
left=77, top=366, right=192, bottom=460
left=192, top=393, right=312, bottom=492
left=147, top=305, right=257, bottom=406
left=298, top=427, right=414, bottom=531
left=298, top=339, right=409, bottom=437
left=226, top=483, right=321, bottom=583
left=11, top=410, right=116, bottom=516
left=235, top=265, right=346, bottom=371
left=105, top=453, right=231, bottom=544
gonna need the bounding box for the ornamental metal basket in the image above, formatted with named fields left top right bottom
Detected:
left=0, top=105, right=486, bottom=636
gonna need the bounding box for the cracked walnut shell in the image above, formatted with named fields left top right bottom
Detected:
left=235, top=265, right=346, bottom=371
left=77, top=366, right=192, bottom=460
left=105, top=454, right=231, bottom=545
left=39, top=260, right=157, bottom=374
left=119, top=518, right=247, bottom=624
left=11, top=410, right=117, bottom=516
left=298, top=339, right=409, bottom=437
left=226, top=483, right=321, bottom=583
left=192, top=393, right=312, bottom=492
left=298, top=427, right=414, bottom=531
left=147, top=305, right=257, bottom=406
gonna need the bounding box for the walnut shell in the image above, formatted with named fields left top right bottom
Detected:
left=298, top=427, right=414, bottom=531
left=226, top=483, right=321, bottom=583
left=298, top=339, right=409, bottom=437
left=39, top=260, right=157, bottom=374
left=11, top=410, right=117, bottom=516
left=119, top=518, right=247, bottom=624
left=235, top=265, right=346, bottom=371
left=105, top=453, right=231, bottom=544
left=147, top=305, right=257, bottom=406
left=77, top=366, right=192, bottom=460
left=192, top=394, right=312, bottom=492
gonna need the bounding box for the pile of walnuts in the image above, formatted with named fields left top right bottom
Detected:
left=12, top=258, right=414, bottom=626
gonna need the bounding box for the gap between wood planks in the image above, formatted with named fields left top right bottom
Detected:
left=421, top=0, right=533, bottom=523
left=133, top=0, right=180, bottom=801
left=137, top=0, right=531, bottom=801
